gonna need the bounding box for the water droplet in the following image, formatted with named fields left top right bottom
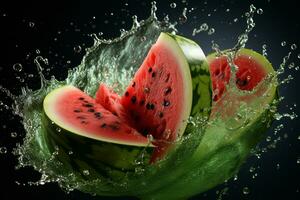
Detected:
left=0, top=147, right=7, bottom=154
left=68, top=151, right=73, bottom=155
left=249, top=166, right=255, bottom=172
left=10, top=132, right=17, bottom=138
left=297, top=158, right=300, bottom=164
left=73, top=45, right=82, bottom=53
left=179, top=8, right=187, bottom=24
left=13, top=63, right=23, bottom=72
left=276, top=163, right=280, bottom=170
left=208, top=28, right=215, bottom=35
left=242, top=187, right=250, bottom=195
left=281, top=41, right=286, bottom=46
left=252, top=173, right=258, bottom=179
left=257, top=8, right=263, bottom=15
left=297, top=54, right=300, bottom=59
left=201, top=23, right=209, bottom=31
left=266, top=136, right=272, bottom=142
left=291, top=43, right=297, bottom=50
left=233, top=18, right=238, bottom=22
left=147, top=134, right=154, bottom=142
left=56, top=128, right=61, bottom=133
left=16, top=76, right=25, bottom=83
left=29, top=22, right=35, bottom=28
left=140, top=36, right=147, bottom=42
left=262, top=44, right=268, bottom=56
left=295, top=66, right=299, bottom=71
left=274, top=113, right=282, bottom=120
left=226, top=8, right=230, bottom=12
left=83, top=170, right=90, bottom=176
left=288, top=62, right=295, bottom=69
left=233, top=174, right=238, bottom=181
left=297, top=135, right=300, bottom=140
left=170, top=3, right=176, bottom=8
left=36, top=49, right=40, bottom=54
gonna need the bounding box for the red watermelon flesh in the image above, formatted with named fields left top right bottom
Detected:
left=119, top=37, right=189, bottom=162
left=44, top=86, right=149, bottom=146
left=95, top=34, right=193, bottom=162
left=209, top=54, right=267, bottom=101
left=95, top=84, right=124, bottom=117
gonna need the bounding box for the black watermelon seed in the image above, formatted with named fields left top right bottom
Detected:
left=83, top=100, right=89, bottom=103
left=125, top=91, right=129, bottom=97
left=148, top=67, right=152, bottom=73
left=83, top=103, right=93, bottom=107
left=74, top=109, right=81, bottom=113
left=81, top=121, right=88, bottom=124
left=164, top=87, right=172, bottom=95
left=163, top=99, right=170, bottom=107
left=78, top=97, right=85, bottom=100
left=144, top=87, right=150, bottom=93
left=139, top=100, right=145, bottom=106
left=77, top=116, right=86, bottom=119
left=132, top=82, right=136, bottom=87
left=131, top=96, right=137, bottom=104
left=146, top=103, right=151, bottom=110
left=109, top=124, right=120, bottom=131
left=112, top=112, right=118, bottom=116
left=158, top=112, right=164, bottom=118
left=152, top=72, right=156, bottom=78
left=236, top=78, right=248, bottom=87
left=146, top=103, right=155, bottom=110
left=101, top=123, right=107, bottom=128
left=94, top=112, right=102, bottom=118
left=88, top=108, right=95, bottom=112
left=150, top=104, right=155, bottom=110
left=165, top=74, right=170, bottom=82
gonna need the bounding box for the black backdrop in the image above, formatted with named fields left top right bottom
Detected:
left=0, top=0, right=299, bottom=199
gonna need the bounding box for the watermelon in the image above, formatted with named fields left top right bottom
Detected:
left=118, top=33, right=211, bottom=162
left=42, top=32, right=211, bottom=174
left=141, top=48, right=278, bottom=199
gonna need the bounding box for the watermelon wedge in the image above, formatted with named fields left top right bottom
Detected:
left=140, top=49, right=278, bottom=199
left=42, top=32, right=211, bottom=174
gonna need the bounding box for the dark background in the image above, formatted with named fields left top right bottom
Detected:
left=0, top=0, right=299, bottom=199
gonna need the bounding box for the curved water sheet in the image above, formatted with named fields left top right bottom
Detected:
left=13, top=17, right=209, bottom=198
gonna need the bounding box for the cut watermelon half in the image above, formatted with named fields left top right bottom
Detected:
left=142, top=48, right=278, bottom=199
left=43, top=32, right=211, bottom=172
left=209, top=49, right=271, bottom=102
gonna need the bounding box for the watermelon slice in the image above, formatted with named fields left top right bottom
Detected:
left=141, top=48, right=278, bottom=199
left=43, top=32, right=211, bottom=173
left=118, top=32, right=208, bottom=162
left=43, top=85, right=152, bottom=174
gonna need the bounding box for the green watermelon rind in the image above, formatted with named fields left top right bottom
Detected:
left=139, top=48, right=279, bottom=199
left=168, top=33, right=212, bottom=118
left=42, top=111, right=153, bottom=172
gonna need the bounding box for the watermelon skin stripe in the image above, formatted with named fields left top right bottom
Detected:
left=167, top=33, right=212, bottom=118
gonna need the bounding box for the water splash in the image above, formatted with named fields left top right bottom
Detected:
left=0, top=1, right=298, bottom=199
